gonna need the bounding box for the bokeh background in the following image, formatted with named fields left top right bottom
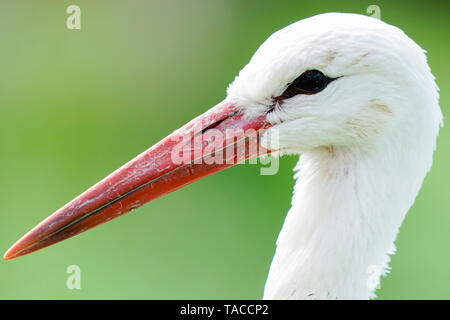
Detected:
left=0, top=0, right=449, bottom=299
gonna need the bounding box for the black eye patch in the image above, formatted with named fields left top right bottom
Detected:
left=278, top=70, right=337, bottom=100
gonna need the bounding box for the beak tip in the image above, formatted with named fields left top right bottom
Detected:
left=4, top=249, right=15, bottom=261
left=4, top=241, right=26, bottom=261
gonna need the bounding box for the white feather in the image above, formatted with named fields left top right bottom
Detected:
left=227, top=13, right=442, bottom=299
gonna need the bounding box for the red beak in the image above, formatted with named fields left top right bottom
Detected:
left=4, top=100, right=271, bottom=260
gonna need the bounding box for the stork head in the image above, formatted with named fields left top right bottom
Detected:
left=4, top=13, right=442, bottom=260
left=229, top=13, right=441, bottom=153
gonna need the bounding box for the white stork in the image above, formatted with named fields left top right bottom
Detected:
left=5, top=13, right=442, bottom=300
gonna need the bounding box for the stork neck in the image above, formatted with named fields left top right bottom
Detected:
left=264, top=141, right=429, bottom=299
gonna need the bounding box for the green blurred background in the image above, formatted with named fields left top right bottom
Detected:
left=0, top=0, right=449, bottom=299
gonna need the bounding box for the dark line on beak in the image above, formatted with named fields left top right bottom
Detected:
left=198, top=111, right=239, bottom=136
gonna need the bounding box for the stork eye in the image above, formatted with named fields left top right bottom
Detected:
left=279, top=70, right=334, bottom=99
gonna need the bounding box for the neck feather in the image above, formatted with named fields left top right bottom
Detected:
left=263, top=136, right=435, bottom=299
